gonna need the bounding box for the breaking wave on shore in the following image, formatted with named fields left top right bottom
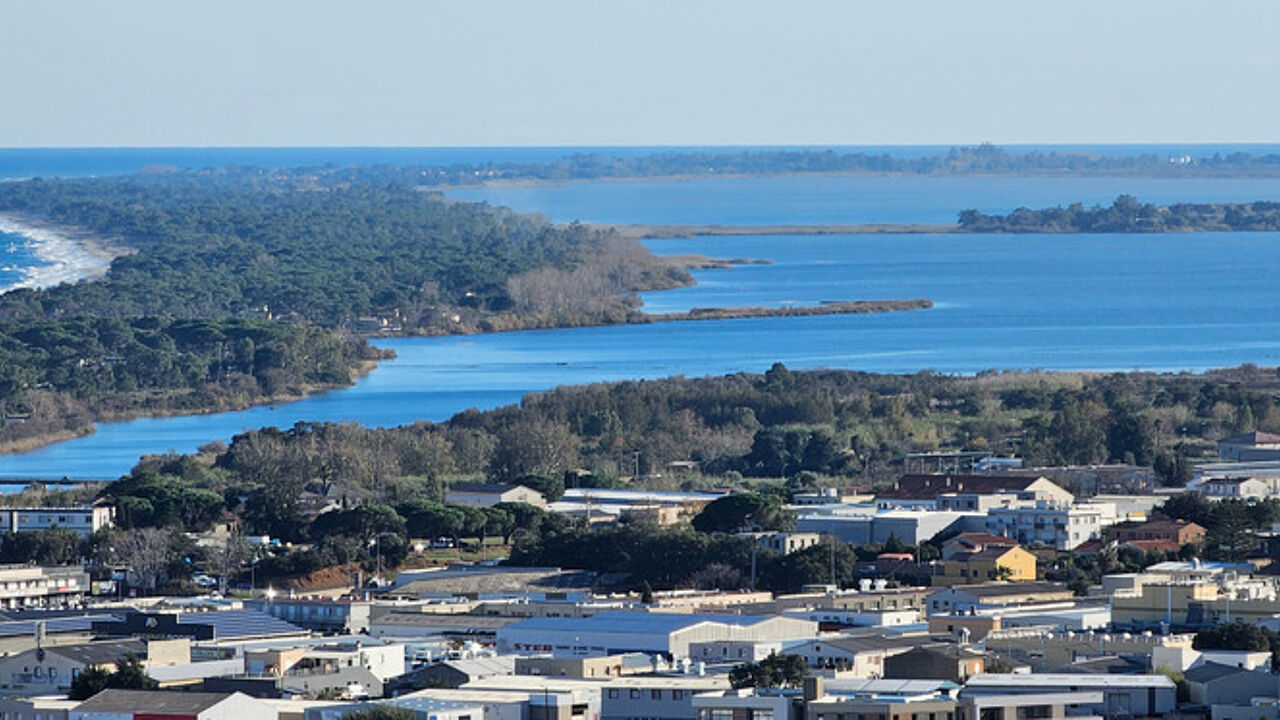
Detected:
left=0, top=215, right=113, bottom=292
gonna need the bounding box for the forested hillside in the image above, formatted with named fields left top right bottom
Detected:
left=92, top=363, right=1280, bottom=541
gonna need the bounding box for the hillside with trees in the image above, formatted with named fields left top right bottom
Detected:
left=58, top=363, right=1280, bottom=591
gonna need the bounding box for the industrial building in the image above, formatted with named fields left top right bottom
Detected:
left=495, top=610, right=816, bottom=658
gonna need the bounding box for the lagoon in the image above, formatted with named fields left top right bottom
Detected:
left=4, top=226, right=1280, bottom=479
left=3, top=158, right=1280, bottom=478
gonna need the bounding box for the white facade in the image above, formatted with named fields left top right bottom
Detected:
left=445, top=484, right=546, bottom=508
left=796, top=507, right=985, bottom=545
left=985, top=501, right=1116, bottom=550
left=1199, top=477, right=1274, bottom=499
left=689, top=640, right=782, bottom=664
left=0, top=564, right=90, bottom=610
left=0, top=507, right=113, bottom=538
left=741, top=532, right=822, bottom=555
left=497, top=611, right=817, bottom=659
left=602, top=677, right=730, bottom=720
left=693, top=689, right=792, bottom=720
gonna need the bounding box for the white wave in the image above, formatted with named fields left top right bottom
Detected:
left=0, top=215, right=113, bottom=292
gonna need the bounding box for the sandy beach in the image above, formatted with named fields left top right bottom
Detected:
left=0, top=214, right=120, bottom=292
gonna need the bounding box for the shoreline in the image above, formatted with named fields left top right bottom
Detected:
left=603, top=222, right=956, bottom=239
left=0, top=213, right=126, bottom=291
left=424, top=166, right=1280, bottom=192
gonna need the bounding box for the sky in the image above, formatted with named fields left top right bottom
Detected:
left=2, top=1, right=1279, bottom=147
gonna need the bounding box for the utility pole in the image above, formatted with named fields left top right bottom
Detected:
left=829, top=537, right=836, bottom=586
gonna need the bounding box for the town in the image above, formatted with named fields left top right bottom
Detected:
left=1, top=430, right=1280, bottom=720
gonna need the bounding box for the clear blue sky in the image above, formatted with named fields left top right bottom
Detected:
left=3, top=0, right=1278, bottom=147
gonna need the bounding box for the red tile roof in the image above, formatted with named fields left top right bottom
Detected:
left=877, top=474, right=1043, bottom=500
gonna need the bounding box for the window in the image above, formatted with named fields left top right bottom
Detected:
left=608, top=689, right=619, bottom=699
left=672, top=691, right=684, bottom=700
left=48, top=668, right=56, bottom=679
left=753, top=710, right=773, bottom=720
left=652, top=690, right=662, bottom=700
left=712, top=710, right=733, bottom=720
left=631, top=690, right=641, bottom=699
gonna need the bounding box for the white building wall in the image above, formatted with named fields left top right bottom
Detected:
left=199, top=694, right=278, bottom=720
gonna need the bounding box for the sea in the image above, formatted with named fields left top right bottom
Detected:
left=2, top=145, right=1280, bottom=480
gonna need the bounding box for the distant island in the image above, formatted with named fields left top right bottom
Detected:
left=199, top=144, right=1280, bottom=186
left=602, top=196, right=1280, bottom=238
left=957, top=195, right=1280, bottom=233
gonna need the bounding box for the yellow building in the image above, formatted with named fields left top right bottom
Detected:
left=1111, top=580, right=1280, bottom=628
left=933, top=546, right=1036, bottom=587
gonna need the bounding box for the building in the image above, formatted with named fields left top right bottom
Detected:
left=245, top=599, right=372, bottom=634
left=925, top=582, right=1073, bottom=615
left=796, top=507, right=984, bottom=546
left=1184, top=663, right=1280, bottom=706
left=602, top=676, right=731, bottom=720
left=939, top=533, right=1020, bottom=558
left=0, top=565, right=91, bottom=610
left=496, top=611, right=817, bottom=659
left=0, top=696, right=77, bottom=720
left=932, top=545, right=1036, bottom=587
left=983, top=628, right=1194, bottom=671
left=875, top=474, right=1073, bottom=511
left=955, top=690, right=1105, bottom=720
left=444, top=483, right=546, bottom=508
left=1110, top=577, right=1280, bottom=629
left=305, top=697, right=485, bottom=720
left=1218, top=431, right=1280, bottom=462
left=740, top=532, right=823, bottom=555
left=692, top=688, right=796, bottom=720
left=1106, top=518, right=1206, bottom=545
left=689, top=640, right=782, bottom=665
left=1199, top=477, right=1275, bottom=499
left=0, top=639, right=148, bottom=695
left=244, top=639, right=405, bottom=683
left=960, top=673, right=1176, bottom=718
left=385, top=566, right=597, bottom=601
left=0, top=506, right=114, bottom=538
left=368, top=612, right=519, bottom=640
left=984, top=500, right=1116, bottom=550
left=517, top=653, right=653, bottom=679
left=70, top=690, right=276, bottom=720
left=396, top=656, right=516, bottom=690
left=806, top=678, right=957, bottom=720
left=882, top=645, right=986, bottom=682
left=787, top=635, right=937, bottom=677
left=929, top=600, right=1110, bottom=641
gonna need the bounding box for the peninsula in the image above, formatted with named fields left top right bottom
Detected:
left=0, top=170, right=932, bottom=454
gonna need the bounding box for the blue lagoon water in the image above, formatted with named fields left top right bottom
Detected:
left=2, top=146, right=1280, bottom=478
left=448, top=175, right=1280, bottom=226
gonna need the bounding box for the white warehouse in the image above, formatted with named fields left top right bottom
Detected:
left=496, top=610, right=817, bottom=659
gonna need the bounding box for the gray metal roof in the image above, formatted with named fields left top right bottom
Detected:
left=505, top=610, right=794, bottom=634
left=1184, top=661, right=1253, bottom=683
left=47, top=639, right=146, bottom=666
left=73, top=689, right=246, bottom=713
left=175, top=610, right=307, bottom=639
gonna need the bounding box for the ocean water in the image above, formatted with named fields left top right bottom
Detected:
left=0, top=231, right=48, bottom=288
left=448, top=175, right=1280, bottom=226
left=1, top=146, right=1280, bottom=478
left=6, top=143, right=1280, bottom=180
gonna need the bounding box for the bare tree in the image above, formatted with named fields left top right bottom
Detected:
left=114, top=528, right=178, bottom=593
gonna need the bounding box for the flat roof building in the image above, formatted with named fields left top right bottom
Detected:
left=496, top=611, right=817, bottom=659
